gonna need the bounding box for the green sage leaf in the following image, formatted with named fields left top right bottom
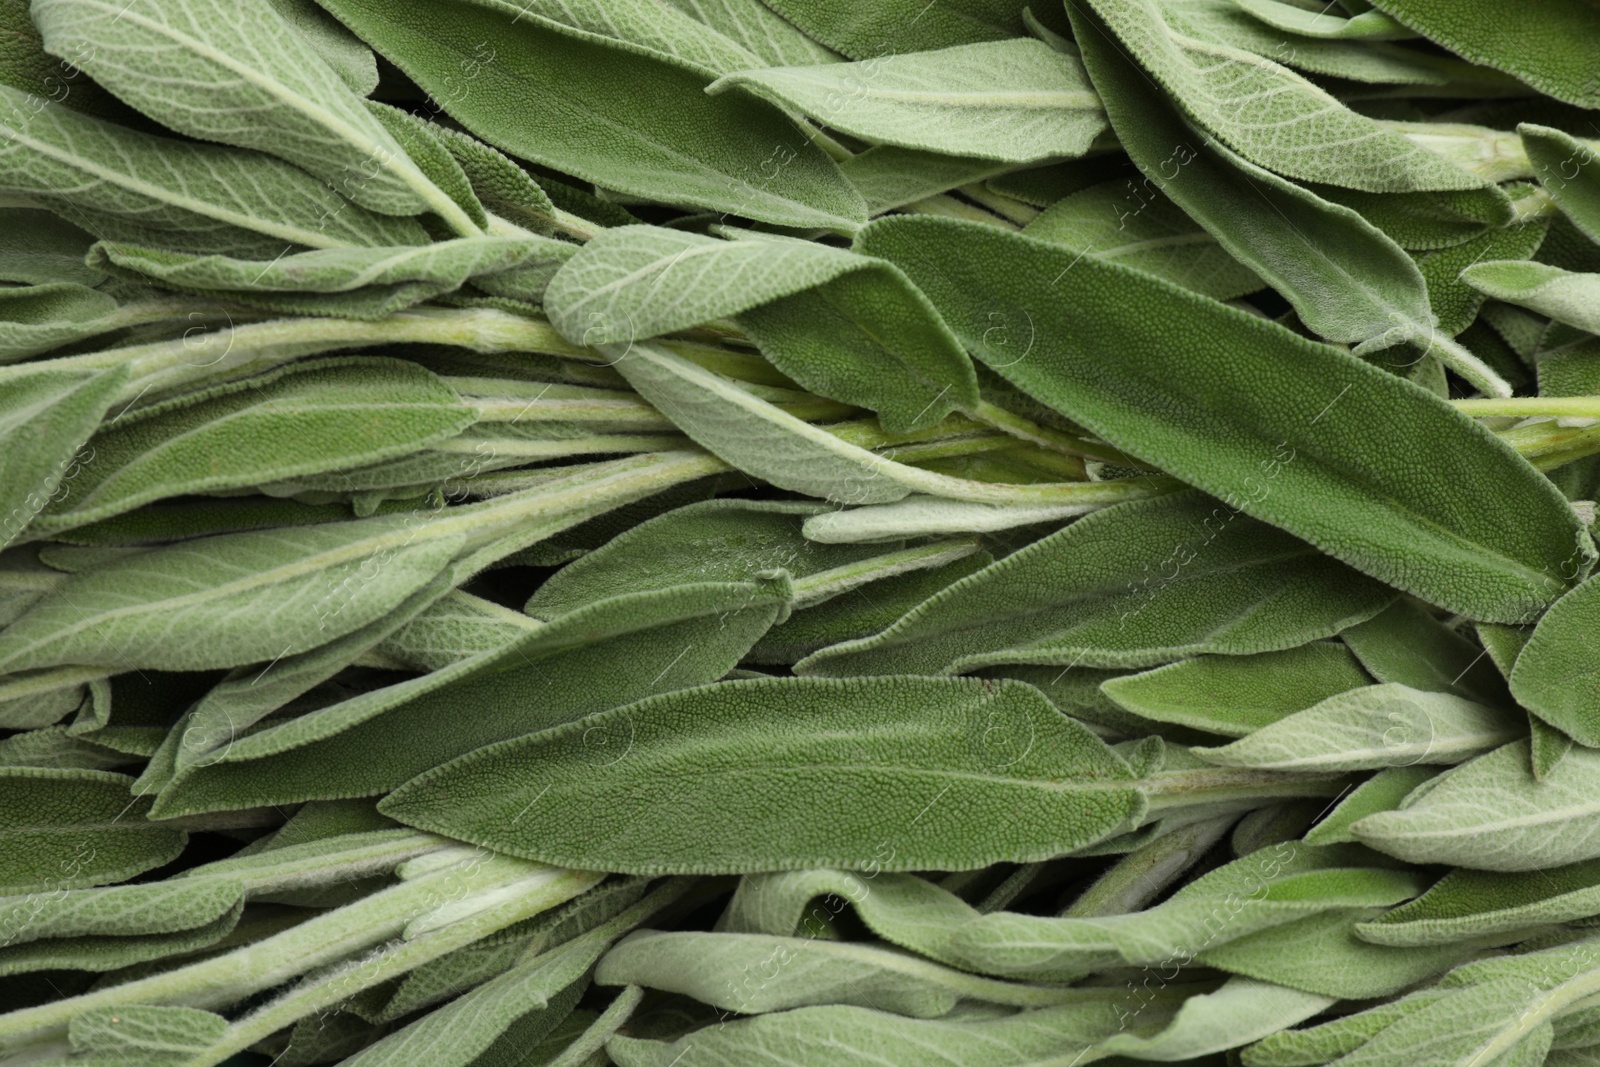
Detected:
left=710, top=39, right=1106, bottom=164
left=798, top=491, right=1393, bottom=676
left=860, top=215, right=1593, bottom=620
left=383, top=676, right=1148, bottom=873
left=316, top=0, right=866, bottom=231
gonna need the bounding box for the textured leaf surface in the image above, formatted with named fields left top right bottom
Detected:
left=33, top=358, right=473, bottom=535
left=1361, top=858, right=1600, bottom=946
left=862, top=215, right=1593, bottom=621
left=1463, top=260, right=1600, bottom=336
left=1510, top=573, right=1600, bottom=746
left=32, top=0, right=444, bottom=218
left=1083, top=0, right=1483, bottom=192
left=596, top=930, right=1086, bottom=1017
left=545, top=224, right=977, bottom=432
left=752, top=0, right=1027, bottom=57
left=710, top=39, right=1105, bottom=163
left=1354, top=741, right=1600, bottom=870
left=1524, top=124, right=1600, bottom=244
left=0, top=86, right=425, bottom=254
left=0, top=768, right=184, bottom=892
left=0, top=513, right=465, bottom=672
left=1193, top=683, right=1521, bottom=771
left=317, top=0, right=866, bottom=230
left=799, top=491, right=1392, bottom=676
left=154, top=580, right=783, bottom=815
left=1024, top=180, right=1262, bottom=300
left=1100, top=643, right=1371, bottom=738
left=1366, top=0, right=1600, bottom=106
left=0, top=365, right=128, bottom=552
left=1067, top=3, right=1468, bottom=362
left=383, top=676, right=1148, bottom=873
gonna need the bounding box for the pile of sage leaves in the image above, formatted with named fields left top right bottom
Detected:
left=0, top=0, right=1598, bottom=1063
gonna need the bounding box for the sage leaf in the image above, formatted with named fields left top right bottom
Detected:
left=1315, top=974, right=1558, bottom=1067
left=1100, top=643, right=1372, bottom=738
left=1192, top=683, right=1522, bottom=771
left=1065, top=6, right=1500, bottom=387
left=69, top=1004, right=227, bottom=1062
left=0, top=767, right=184, bottom=892
left=267, top=0, right=379, bottom=95
left=1414, top=210, right=1549, bottom=337
left=1364, top=0, right=1600, bottom=107
left=89, top=235, right=571, bottom=320
left=1167, top=1, right=1490, bottom=89
left=839, top=145, right=1014, bottom=215
left=1523, top=124, right=1600, bottom=245
left=660, top=0, right=840, bottom=67
left=0, top=900, right=246, bottom=978
left=950, top=843, right=1423, bottom=976
left=0, top=364, right=128, bottom=552
left=603, top=340, right=1154, bottom=507
left=1192, top=906, right=1471, bottom=1000
left=0, top=85, right=426, bottom=252
left=148, top=575, right=458, bottom=785
left=487, top=0, right=762, bottom=79
left=0, top=281, right=118, bottom=363
left=0, top=512, right=466, bottom=673
left=1081, top=0, right=1484, bottom=192
left=30, top=358, right=475, bottom=536
left=608, top=996, right=1171, bottom=1067
left=1023, top=179, right=1262, bottom=300
left=860, top=215, right=1593, bottom=620
left=751, top=544, right=991, bottom=664
left=1510, top=573, right=1600, bottom=746
left=1230, top=0, right=1413, bottom=40
left=316, top=0, right=867, bottom=231
left=798, top=491, right=1393, bottom=677
left=427, top=121, right=559, bottom=233
left=374, top=587, right=536, bottom=672
left=1342, top=599, right=1512, bottom=705
left=0, top=828, right=437, bottom=945
left=751, top=0, right=1027, bottom=58
left=152, top=580, right=785, bottom=815
left=1360, top=858, right=1600, bottom=947
left=1097, top=977, right=1335, bottom=1060
left=332, top=930, right=603, bottom=1067
left=0, top=209, right=102, bottom=286
left=523, top=499, right=885, bottom=618
left=1463, top=261, right=1600, bottom=337
left=382, top=676, right=1149, bottom=873
left=545, top=224, right=977, bottom=432
left=31, top=0, right=474, bottom=228
left=1352, top=740, right=1600, bottom=870
left=1302, top=765, right=1437, bottom=846
left=710, top=39, right=1106, bottom=164
left=720, top=868, right=985, bottom=968
left=595, top=930, right=1089, bottom=1017
left=1241, top=988, right=1450, bottom=1067
left=1315, top=183, right=1516, bottom=252
left=799, top=496, right=1103, bottom=543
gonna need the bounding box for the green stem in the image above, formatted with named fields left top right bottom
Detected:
left=1062, top=815, right=1235, bottom=918
left=970, top=401, right=1156, bottom=468
left=1414, top=331, right=1513, bottom=398
left=17, top=307, right=588, bottom=403
left=0, top=850, right=581, bottom=1043
left=187, top=864, right=604, bottom=1065
left=1456, top=397, right=1600, bottom=418
left=789, top=538, right=983, bottom=608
